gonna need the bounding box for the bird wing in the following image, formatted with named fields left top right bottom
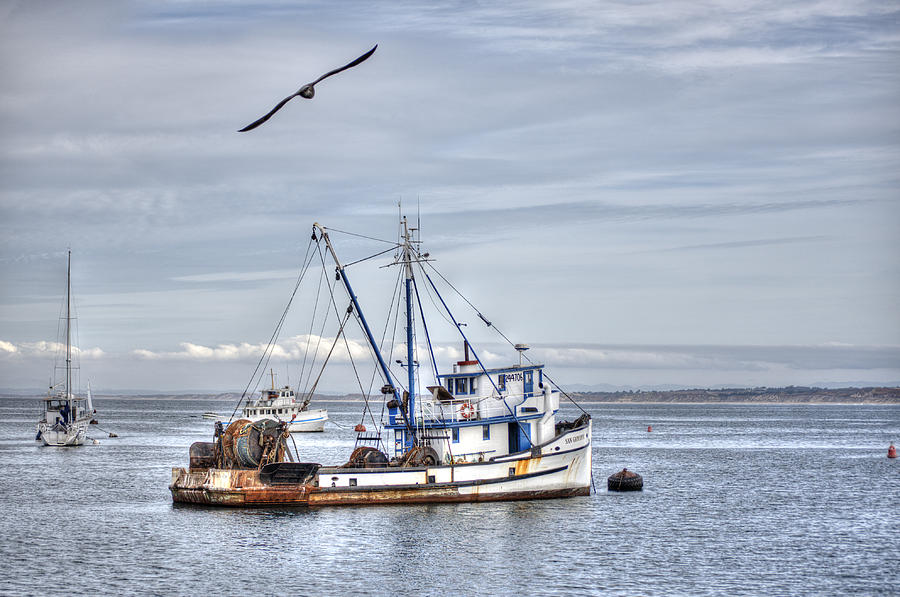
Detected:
left=238, top=93, right=297, bottom=132
left=310, top=44, right=377, bottom=86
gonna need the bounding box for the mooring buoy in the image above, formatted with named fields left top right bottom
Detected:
left=889, top=443, right=897, bottom=459
left=608, top=468, right=643, bottom=491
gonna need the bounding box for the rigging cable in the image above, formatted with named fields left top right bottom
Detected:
left=322, top=226, right=399, bottom=246
left=228, top=235, right=316, bottom=423
left=423, top=259, right=588, bottom=416
left=295, top=243, right=328, bottom=394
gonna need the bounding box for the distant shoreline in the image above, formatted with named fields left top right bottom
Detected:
left=4, top=386, right=898, bottom=404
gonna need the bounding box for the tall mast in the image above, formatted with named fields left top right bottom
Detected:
left=312, top=223, right=418, bottom=445
left=401, top=217, right=417, bottom=426
left=65, top=249, right=72, bottom=399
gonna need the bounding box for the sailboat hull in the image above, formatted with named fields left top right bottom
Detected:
left=38, top=423, right=87, bottom=447
left=170, top=421, right=591, bottom=507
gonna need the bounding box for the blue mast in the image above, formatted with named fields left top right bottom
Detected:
left=402, top=217, right=417, bottom=432
left=313, top=223, right=417, bottom=446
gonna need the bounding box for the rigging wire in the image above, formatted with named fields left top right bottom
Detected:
left=228, top=235, right=316, bottom=423
left=342, top=245, right=399, bottom=269
left=423, top=259, right=588, bottom=415
left=295, top=251, right=327, bottom=394
left=411, top=276, right=439, bottom=382
left=301, top=308, right=353, bottom=400
left=299, top=242, right=340, bottom=398
left=322, top=226, right=399, bottom=246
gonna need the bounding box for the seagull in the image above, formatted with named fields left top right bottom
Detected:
left=238, top=44, right=378, bottom=132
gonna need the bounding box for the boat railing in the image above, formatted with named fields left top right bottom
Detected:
left=420, top=394, right=532, bottom=422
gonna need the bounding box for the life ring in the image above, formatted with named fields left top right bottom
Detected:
left=459, top=402, right=476, bottom=420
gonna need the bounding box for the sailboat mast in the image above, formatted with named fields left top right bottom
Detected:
left=402, top=218, right=416, bottom=424
left=65, top=249, right=72, bottom=399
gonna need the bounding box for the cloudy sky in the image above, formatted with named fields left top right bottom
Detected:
left=1, top=0, right=898, bottom=393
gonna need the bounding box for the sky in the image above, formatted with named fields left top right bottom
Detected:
left=1, top=0, right=898, bottom=393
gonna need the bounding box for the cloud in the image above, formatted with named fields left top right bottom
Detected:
left=171, top=269, right=299, bottom=283
left=0, top=340, right=104, bottom=358
left=132, top=334, right=375, bottom=363
left=524, top=343, right=900, bottom=372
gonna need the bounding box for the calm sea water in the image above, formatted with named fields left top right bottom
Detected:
left=1, top=397, right=897, bottom=596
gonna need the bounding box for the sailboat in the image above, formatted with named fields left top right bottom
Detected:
left=170, top=220, right=592, bottom=505
left=35, top=250, right=97, bottom=447
left=240, top=370, right=329, bottom=432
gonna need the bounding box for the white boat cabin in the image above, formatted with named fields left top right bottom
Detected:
left=40, top=394, right=90, bottom=428
left=244, top=386, right=305, bottom=418
left=386, top=357, right=560, bottom=463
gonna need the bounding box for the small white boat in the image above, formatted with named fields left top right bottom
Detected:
left=202, top=412, right=220, bottom=420
left=35, top=251, right=97, bottom=447
left=241, top=374, right=328, bottom=432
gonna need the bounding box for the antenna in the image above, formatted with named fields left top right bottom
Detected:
left=515, top=343, right=529, bottom=367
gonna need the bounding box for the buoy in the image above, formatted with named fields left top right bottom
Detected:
left=647, top=425, right=652, bottom=432
left=354, top=423, right=366, bottom=433
left=889, top=443, right=897, bottom=459
left=608, top=468, right=643, bottom=491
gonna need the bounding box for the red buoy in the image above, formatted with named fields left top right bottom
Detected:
left=889, top=443, right=897, bottom=459
left=354, top=423, right=366, bottom=433
left=647, top=425, right=652, bottom=432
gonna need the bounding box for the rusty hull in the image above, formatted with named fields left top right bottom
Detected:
left=170, top=466, right=588, bottom=507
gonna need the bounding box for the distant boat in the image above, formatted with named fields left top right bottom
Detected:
left=202, top=412, right=220, bottom=420
left=35, top=251, right=97, bottom=447
left=241, top=370, right=328, bottom=432
left=171, top=219, right=591, bottom=506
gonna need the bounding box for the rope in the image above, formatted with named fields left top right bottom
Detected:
left=423, top=259, right=588, bottom=416
left=229, top=235, right=316, bottom=423
left=323, top=226, right=399, bottom=246
left=302, top=309, right=352, bottom=401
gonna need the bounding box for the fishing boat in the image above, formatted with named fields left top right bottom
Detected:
left=170, top=220, right=592, bottom=506
left=35, top=251, right=97, bottom=447
left=239, top=371, right=328, bottom=432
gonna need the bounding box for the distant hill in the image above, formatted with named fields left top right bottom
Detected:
left=571, top=386, right=900, bottom=404
left=5, top=386, right=899, bottom=404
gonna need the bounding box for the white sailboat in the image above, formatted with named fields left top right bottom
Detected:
left=171, top=219, right=591, bottom=506
left=35, top=250, right=96, bottom=447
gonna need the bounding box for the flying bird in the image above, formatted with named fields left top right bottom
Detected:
left=238, top=44, right=378, bottom=132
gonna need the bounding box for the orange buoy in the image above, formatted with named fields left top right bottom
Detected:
left=647, top=425, right=652, bottom=432
left=889, top=443, right=897, bottom=458
left=354, top=423, right=366, bottom=433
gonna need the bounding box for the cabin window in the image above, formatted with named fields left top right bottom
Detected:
left=447, top=379, right=453, bottom=392
left=349, top=478, right=357, bottom=487
left=470, top=378, right=477, bottom=393
left=497, top=374, right=506, bottom=391
left=509, top=467, right=516, bottom=477
left=525, top=371, right=533, bottom=384
left=482, top=425, right=490, bottom=441
left=452, top=428, right=459, bottom=443
left=455, top=378, right=467, bottom=395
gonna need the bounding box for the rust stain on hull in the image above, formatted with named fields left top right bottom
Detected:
left=170, top=467, right=588, bottom=508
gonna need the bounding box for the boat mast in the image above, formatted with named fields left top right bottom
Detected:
left=65, top=249, right=72, bottom=400
left=312, top=223, right=418, bottom=445
left=401, top=217, right=417, bottom=427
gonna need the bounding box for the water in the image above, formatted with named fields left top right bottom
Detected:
left=1, top=398, right=897, bottom=596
